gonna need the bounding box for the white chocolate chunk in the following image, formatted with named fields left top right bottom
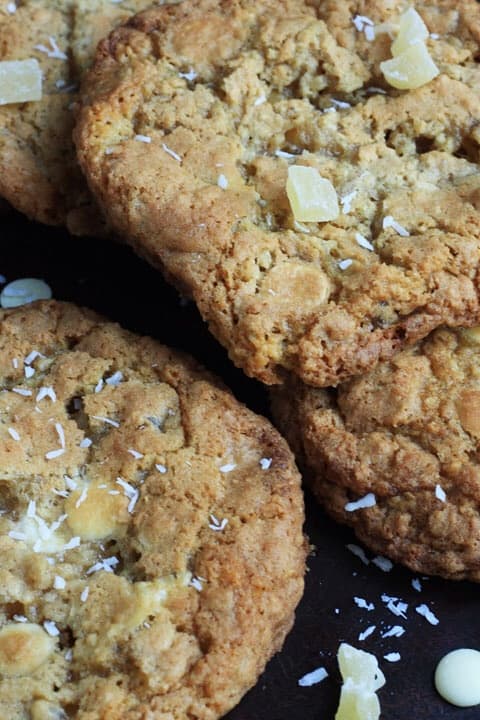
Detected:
left=0, top=278, right=51, bottom=308
left=65, top=482, right=129, bottom=540
left=0, top=59, right=42, bottom=105
left=0, top=623, right=55, bottom=677
left=462, top=326, right=480, bottom=343
left=335, top=643, right=385, bottom=720
left=391, top=8, right=429, bottom=56
left=435, top=649, right=480, bottom=707
left=380, top=42, right=439, bottom=90
left=287, top=165, right=339, bottom=223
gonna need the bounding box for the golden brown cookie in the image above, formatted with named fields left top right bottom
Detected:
left=0, top=300, right=306, bottom=719
left=75, top=0, right=480, bottom=386
left=0, top=1, right=160, bottom=235
left=272, top=325, right=480, bottom=582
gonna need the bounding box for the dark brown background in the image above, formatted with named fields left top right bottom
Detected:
left=2, top=211, right=479, bottom=719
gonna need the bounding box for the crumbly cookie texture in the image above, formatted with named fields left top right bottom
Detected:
left=75, top=0, right=480, bottom=386
left=0, top=1, right=160, bottom=235
left=272, top=326, right=480, bottom=581
left=0, top=301, right=306, bottom=720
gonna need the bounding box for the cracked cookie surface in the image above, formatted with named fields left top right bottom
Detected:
left=272, top=326, right=480, bottom=581
left=0, top=1, right=161, bottom=234
left=0, top=300, right=306, bottom=719
left=76, top=0, right=480, bottom=386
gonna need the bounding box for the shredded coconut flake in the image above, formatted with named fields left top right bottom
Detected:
left=80, top=437, right=92, bottom=449
left=346, top=543, right=370, bottom=565
left=208, top=514, right=228, bottom=532
left=54, top=575, right=66, bottom=590
left=340, top=190, right=357, bottom=214
left=189, top=575, right=205, bottom=592
left=254, top=94, right=266, bottom=106
left=43, top=620, right=60, bottom=637
left=75, top=487, right=88, bottom=509
left=259, top=457, right=272, bottom=470
left=217, top=174, right=228, bottom=190
left=275, top=149, right=296, bottom=159
left=338, top=258, right=353, bottom=271
left=63, top=536, right=80, bottom=551
left=105, top=370, right=123, bottom=386
left=35, top=36, right=67, bottom=60
left=24, top=365, right=35, bottom=379
left=86, top=556, right=119, bottom=575
left=435, top=484, right=446, bottom=502
left=219, top=463, right=236, bottom=473
left=36, top=386, right=56, bottom=402
left=128, top=448, right=144, bottom=459
left=13, top=615, right=28, bottom=622
left=382, top=215, right=409, bottom=237
left=8, top=530, right=26, bottom=541
left=355, top=232, right=374, bottom=251
left=162, top=143, right=182, bottom=162
left=345, top=493, right=376, bottom=512
left=94, top=379, right=104, bottom=393
left=384, top=652, right=401, bottom=663
left=80, top=586, right=89, bottom=602
left=298, top=666, right=329, bottom=687
left=411, top=578, right=422, bottom=592
left=358, top=625, right=376, bottom=641
left=116, top=478, right=139, bottom=513
left=134, top=134, right=151, bottom=143
left=8, top=427, right=20, bottom=441
left=354, top=597, right=375, bottom=611
left=416, top=603, right=439, bottom=626
left=92, top=415, right=120, bottom=428
left=179, top=68, right=197, bottom=82
left=381, top=594, right=408, bottom=619
left=372, top=556, right=393, bottom=572
left=45, top=448, right=65, bottom=460
left=156, top=463, right=167, bottom=474
left=12, top=387, right=32, bottom=396
left=24, top=350, right=45, bottom=365
left=382, top=625, right=405, bottom=638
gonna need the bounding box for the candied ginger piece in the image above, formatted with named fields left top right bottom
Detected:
left=335, top=644, right=385, bottom=720
left=391, top=7, right=429, bottom=56
left=338, top=643, right=385, bottom=691
left=286, top=165, right=339, bottom=223
left=380, top=42, right=439, bottom=90
left=0, top=59, right=42, bottom=105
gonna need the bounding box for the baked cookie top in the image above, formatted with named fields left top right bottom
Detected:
left=0, top=301, right=305, bottom=720
left=0, top=0, right=158, bottom=234
left=272, top=325, right=480, bottom=582
left=76, top=0, right=480, bottom=386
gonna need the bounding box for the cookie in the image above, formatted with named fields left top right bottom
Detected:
left=75, top=0, right=480, bottom=386
left=272, top=325, right=480, bottom=582
left=0, top=300, right=306, bottom=719
left=0, top=1, right=159, bottom=235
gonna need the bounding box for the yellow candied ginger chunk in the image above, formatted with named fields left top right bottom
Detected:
left=286, top=165, right=339, bottom=223
left=380, top=42, right=439, bottom=90
left=0, top=59, right=42, bottom=105
left=335, top=643, right=385, bottom=720
left=391, top=7, right=429, bottom=56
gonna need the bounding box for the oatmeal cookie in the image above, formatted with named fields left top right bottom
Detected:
left=0, top=300, right=306, bottom=719
left=75, top=0, right=480, bottom=386
left=272, top=326, right=480, bottom=581
left=0, top=1, right=161, bottom=235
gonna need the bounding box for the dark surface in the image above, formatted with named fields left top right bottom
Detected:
left=2, top=210, right=479, bottom=720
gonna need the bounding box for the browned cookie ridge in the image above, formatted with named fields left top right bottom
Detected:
left=76, top=0, right=480, bottom=386
left=0, top=1, right=163, bottom=234
left=272, top=326, right=480, bottom=582
left=0, top=301, right=306, bottom=719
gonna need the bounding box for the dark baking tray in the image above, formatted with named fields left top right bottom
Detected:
left=2, top=211, right=479, bottom=720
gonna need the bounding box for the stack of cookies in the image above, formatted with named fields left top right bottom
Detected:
left=1, top=0, right=480, bottom=717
